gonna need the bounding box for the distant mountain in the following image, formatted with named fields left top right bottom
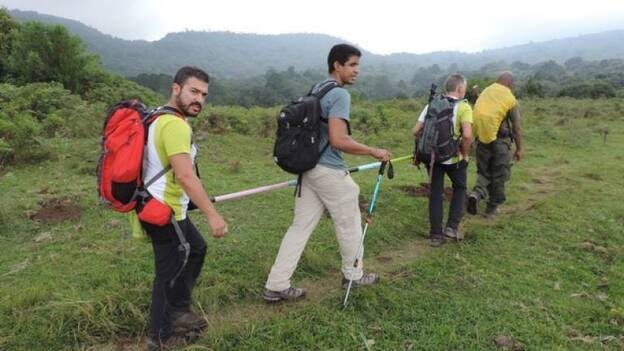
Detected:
left=9, top=9, right=624, bottom=79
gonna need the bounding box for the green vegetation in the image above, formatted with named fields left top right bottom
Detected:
left=128, top=58, right=624, bottom=107
left=0, top=9, right=161, bottom=167
left=1, top=96, right=623, bottom=350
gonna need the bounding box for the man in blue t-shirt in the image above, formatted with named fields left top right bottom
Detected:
left=263, top=44, right=392, bottom=303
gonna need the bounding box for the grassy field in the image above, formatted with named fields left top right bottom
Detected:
left=0, top=98, right=623, bottom=350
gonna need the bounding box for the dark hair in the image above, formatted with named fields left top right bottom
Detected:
left=173, top=66, right=210, bottom=85
left=327, top=44, right=361, bottom=73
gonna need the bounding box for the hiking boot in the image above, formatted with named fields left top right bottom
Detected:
left=145, top=333, right=197, bottom=351
left=341, top=272, right=379, bottom=289
left=430, top=235, right=447, bottom=247
left=444, top=227, right=463, bottom=241
left=484, top=205, right=499, bottom=219
left=171, top=310, right=208, bottom=334
left=262, top=287, right=306, bottom=303
left=467, top=193, right=479, bottom=215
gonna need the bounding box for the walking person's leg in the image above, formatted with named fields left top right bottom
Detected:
left=468, top=141, right=492, bottom=215
left=444, top=160, right=468, bottom=239
left=312, top=166, right=378, bottom=286
left=142, top=221, right=191, bottom=346
left=264, top=169, right=326, bottom=301
left=166, top=218, right=208, bottom=333
left=486, top=139, right=513, bottom=216
left=427, top=163, right=446, bottom=246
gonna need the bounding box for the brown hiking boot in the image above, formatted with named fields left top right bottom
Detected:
left=171, top=310, right=208, bottom=334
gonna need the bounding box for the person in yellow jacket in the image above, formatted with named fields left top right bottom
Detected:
left=467, top=72, right=524, bottom=217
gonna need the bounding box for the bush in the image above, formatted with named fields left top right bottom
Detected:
left=0, top=82, right=105, bottom=166
left=82, top=74, right=162, bottom=107
left=558, top=80, right=616, bottom=99
left=6, top=21, right=99, bottom=93
left=0, top=110, right=50, bottom=165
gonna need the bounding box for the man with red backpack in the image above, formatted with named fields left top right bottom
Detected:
left=141, top=66, right=227, bottom=350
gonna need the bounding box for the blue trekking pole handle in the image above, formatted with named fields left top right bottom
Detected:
left=347, top=155, right=411, bottom=175
left=367, top=161, right=387, bottom=215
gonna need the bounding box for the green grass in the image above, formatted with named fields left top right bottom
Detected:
left=0, top=98, right=622, bottom=350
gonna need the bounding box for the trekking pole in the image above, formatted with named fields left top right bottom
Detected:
left=209, top=155, right=412, bottom=203
left=342, top=161, right=392, bottom=309
left=210, top=179, right=297, bottom=203
left=346, top=155, right=411, bottom=175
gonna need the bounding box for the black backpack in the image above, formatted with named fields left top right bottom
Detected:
left=415, top=84, right=460, bottom=164
left=273, top=80, right=339, bottom=193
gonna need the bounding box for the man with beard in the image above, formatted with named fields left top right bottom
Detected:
left=141, top=66, right=227, bottom=350
left=262, top=44, right=392, bottom=303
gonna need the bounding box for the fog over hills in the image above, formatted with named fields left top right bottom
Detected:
left=10, top=9, right=624, bottom=79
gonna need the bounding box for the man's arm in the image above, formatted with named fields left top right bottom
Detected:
left=328, top=118, right=391, bottom=161
left=510, top=105, right=523, bottom=161
left=169, top=153, right=227, bottom=238
left=412, top=106, right=428, bottom=137
left=411, top=121, right=424, bottom=136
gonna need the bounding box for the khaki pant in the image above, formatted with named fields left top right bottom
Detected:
left=265, top=165, right=364, bottom=291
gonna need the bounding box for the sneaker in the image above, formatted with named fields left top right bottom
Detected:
left=429, top=235, right=447, bottom=247
left=145, top=334, right=197, bottom=351
left=484, top=205, right=499, bottom=219
left=444, top=227, right=463, bottom=241
left=262, top=287, right=306, bottom=303
left=467, top=193, right=479, bottom=215
left=171, top=310, right=208, bottom=334
left=341, top=272, right=379, bottom=289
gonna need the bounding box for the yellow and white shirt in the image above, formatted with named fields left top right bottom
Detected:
left=143, top=114, right=197, bottom=221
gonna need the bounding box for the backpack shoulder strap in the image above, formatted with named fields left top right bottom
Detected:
left=158, top=105, right=184, bottom=117
left=309, top=80, right=339, bottom=99
left=144, top=105, right=184, bottom=123
left=142, top=106, right=186, bottom=186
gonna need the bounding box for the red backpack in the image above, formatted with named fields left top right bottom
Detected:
left=97, top=100, right=180, bottom=213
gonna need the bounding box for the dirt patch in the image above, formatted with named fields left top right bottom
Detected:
left=578, top=240, right=609, bottom=255
left=37, top=185, right=51, bottom=195
left=399, top=183, right=452, bottom=200
left=582, top=173, right=603, bottom=181
left=30, top=197, right=81, bottom=224
left=493, top=335, right=524, bottom=350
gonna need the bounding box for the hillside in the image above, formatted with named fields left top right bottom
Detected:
left=9, top=9, right=624, bottom=79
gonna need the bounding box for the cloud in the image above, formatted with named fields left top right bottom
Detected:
left=2, top=0, right=623, bottom=54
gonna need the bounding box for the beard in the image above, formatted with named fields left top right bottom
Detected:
left=176, top=95, right=202, bottom=117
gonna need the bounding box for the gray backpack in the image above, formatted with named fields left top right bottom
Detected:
left=415, top=85, right=460, bottom=164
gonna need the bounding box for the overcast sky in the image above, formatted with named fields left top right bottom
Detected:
left=2, top=0, right=623, bottom=55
